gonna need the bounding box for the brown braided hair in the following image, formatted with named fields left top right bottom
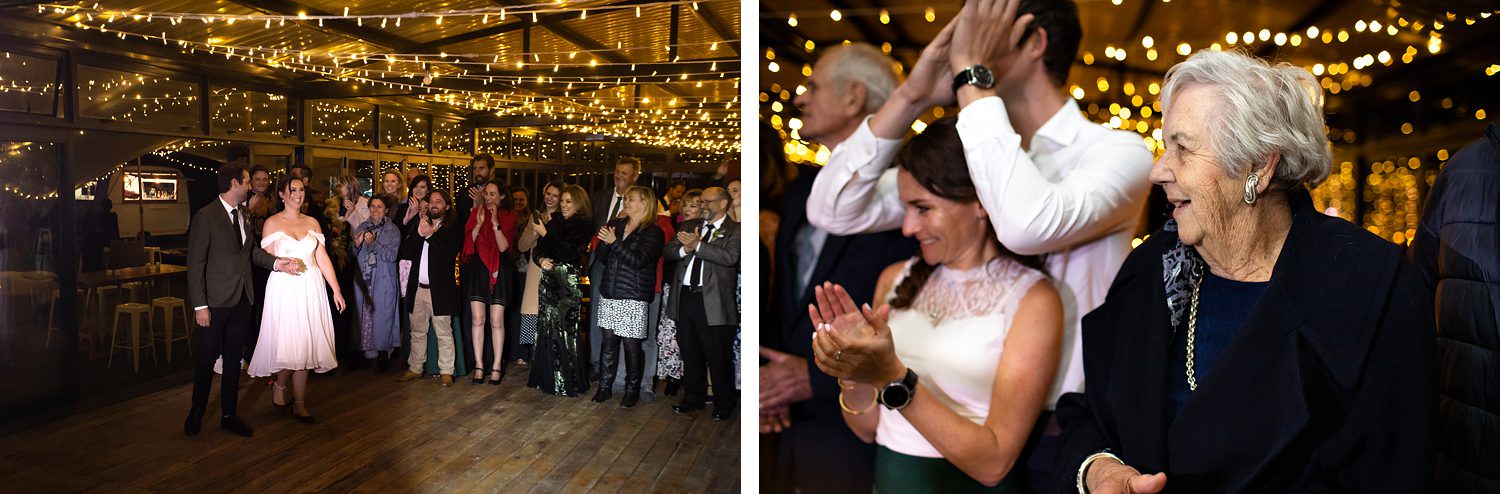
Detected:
left=887, top=117, right=1049, bottom=310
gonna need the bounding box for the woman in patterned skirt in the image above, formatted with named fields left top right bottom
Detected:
left=527, top=184, right=593, bottom=396
left=656, top=189, right=701, bottom=394
left=590, top=186, right=666, bottom=407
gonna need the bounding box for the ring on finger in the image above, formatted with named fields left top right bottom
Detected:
left=834, top=349, right=844, bottom=362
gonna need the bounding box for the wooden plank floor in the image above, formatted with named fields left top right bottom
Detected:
left=0, top=367, right=740, bottom=493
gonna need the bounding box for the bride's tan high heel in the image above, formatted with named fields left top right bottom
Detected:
left=271, top=382, right=290, bottom=415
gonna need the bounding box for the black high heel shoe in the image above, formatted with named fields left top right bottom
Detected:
left=293, top=401, right=317, bottom=424
left=489, top=369, right=503, bottom=385
left=472, top=369, right=486, bottom=384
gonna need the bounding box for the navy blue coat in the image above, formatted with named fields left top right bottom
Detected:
left=1056, top=189, right=1436, bottom=493
left=1409, top=123, right=1500, bottom=493
left=766, top=166, right=915, bottom=494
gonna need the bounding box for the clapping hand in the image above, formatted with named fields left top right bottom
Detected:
left=808, top=283, right=904, bottom=385
left=677, top=231, right=702, bottom=252
left=597, top=225, right=617, bottom=244
left=418, top=212, right=437, bottom=236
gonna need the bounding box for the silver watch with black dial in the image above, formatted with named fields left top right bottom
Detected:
left=951, top=65, right=996, bottom=93
left=879, top=368, right=919, bottom=410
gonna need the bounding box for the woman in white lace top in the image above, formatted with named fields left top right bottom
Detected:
left=810, top=117, right=1064, bottom=492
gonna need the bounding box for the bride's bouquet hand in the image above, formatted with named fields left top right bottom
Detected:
left=807, top=283, right=903, bottom=385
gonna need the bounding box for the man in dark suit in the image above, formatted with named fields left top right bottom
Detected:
left=455, top=154, right=496, bottom=228
left=666, top=186, right=740, bottom=420
left=762, top=166, right=915, bottom=493
left=589, top=157, right=641, bottom=379
left=185, top=163, right=300, bottom=437
left=396, top=189, right=464, bottom=387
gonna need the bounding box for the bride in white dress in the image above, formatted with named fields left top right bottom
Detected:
left=248, top=175, right=347, bottom=423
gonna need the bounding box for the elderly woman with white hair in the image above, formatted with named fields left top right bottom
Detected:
left=1056, top=49, right=1435, bottom=493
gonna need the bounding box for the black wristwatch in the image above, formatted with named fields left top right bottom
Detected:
left=951, top=65, right=996, bottom=93
left=879, top=368, right=919, bottom=410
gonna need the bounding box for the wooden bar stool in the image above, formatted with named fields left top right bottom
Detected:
left=108, top=303, right=157, bottom=372
left=151, top=296, right=192, bottom=363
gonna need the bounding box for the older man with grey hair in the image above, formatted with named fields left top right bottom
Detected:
left=763, top=42, right=917, bottom=494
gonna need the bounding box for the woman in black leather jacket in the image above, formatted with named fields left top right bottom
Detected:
left=590, top=186, right=667, bottom=407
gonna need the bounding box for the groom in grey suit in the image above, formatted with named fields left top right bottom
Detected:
left=185, top=163, right=298, bottom=437
left=666, top=186, right=740, bottom=420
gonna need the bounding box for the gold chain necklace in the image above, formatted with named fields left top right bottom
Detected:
left=1185, top=265, right=1203, bottom=392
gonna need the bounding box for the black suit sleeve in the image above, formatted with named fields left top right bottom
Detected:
left=186, top=206, right=213, bottom=309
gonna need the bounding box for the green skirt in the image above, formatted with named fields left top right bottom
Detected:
left=874, top=445, right=1026, bottom=494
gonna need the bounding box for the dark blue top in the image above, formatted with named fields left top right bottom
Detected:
left=1166, top=272, right=1269, bottom=422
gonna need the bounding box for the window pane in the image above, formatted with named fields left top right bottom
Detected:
left=78, top=66, right=199, bottom=130
left=211, top=87, right=288, bottom=135
left=310, top=101, right=372, bottom=145
left=379, top=111, right=425, bottom=149
left=0, top=52, right=60, bottom=116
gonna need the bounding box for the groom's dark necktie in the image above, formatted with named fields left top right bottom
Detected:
left=230, top=208, right=243, bottom=248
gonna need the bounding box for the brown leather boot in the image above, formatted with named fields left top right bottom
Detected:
left=396, top=370, right=421, bottom=382
left=440, top=374, right=454, bottom=387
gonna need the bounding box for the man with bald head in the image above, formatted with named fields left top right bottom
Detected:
left=666, top=186, right=740, bottom=421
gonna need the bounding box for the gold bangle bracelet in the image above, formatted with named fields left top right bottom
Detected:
left=838, top=379, right=879, bottom=415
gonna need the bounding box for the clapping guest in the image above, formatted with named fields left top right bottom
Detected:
left=807, top=118, right=1062, bottom=491
left=667, top=187, right=741, bottom=420
left=395, top=174, right=431, bottom=232
left=463, top=180, right=517, bottom=384
left=517, top=181, right=563, bottom=367
left=354, top=195, right=401, bottom=372
left=396, top=190, right=464, bottom=387
left=657, top=188, right=702, bottom=393
left=379, top=171, right=405, bottom=203
left=591, top=158, right=643, bottom=379
left=675, top=189, right=703, bottom=229
left=333, top=175, right=369, bottom=231
left=528, top=184, right=594, bottom=396
left=592, top=186, right=667, bottom=407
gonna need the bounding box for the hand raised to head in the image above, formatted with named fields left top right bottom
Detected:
left=949, top=0, right=1035, bottom=78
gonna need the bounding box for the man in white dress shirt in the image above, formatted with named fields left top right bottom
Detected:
left=804, top=0, right=1153, bottom=489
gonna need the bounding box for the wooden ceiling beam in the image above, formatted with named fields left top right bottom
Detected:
left=687, top=3, right=740, bottom=55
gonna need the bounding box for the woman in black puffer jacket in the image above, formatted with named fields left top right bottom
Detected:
left=1409, top=123, right=1500, bottom=493
left=591, top=185, right=666, bottom=407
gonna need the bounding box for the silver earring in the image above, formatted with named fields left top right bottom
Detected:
left=1243, top=173, right=1259, bottom=205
